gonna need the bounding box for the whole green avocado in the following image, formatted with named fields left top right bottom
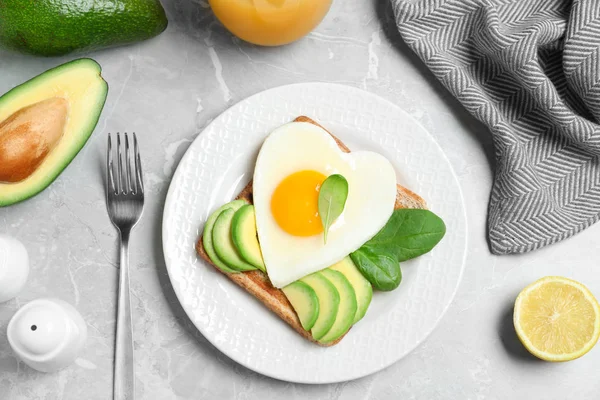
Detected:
left=0, top=0, right=168, bottom=56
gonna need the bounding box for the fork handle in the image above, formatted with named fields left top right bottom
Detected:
left=114, top=230, right=134, bottom=400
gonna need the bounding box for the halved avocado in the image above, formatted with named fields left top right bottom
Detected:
left=0, top=58, right=108, bottom=206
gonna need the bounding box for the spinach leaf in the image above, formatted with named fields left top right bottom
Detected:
left=318, top=174, right=348, bottom=244
left=350, top=209, right=446, bottom=291
left=362, top=209, right=446, bottom=262
left=350, top=248, right=401, bottom=291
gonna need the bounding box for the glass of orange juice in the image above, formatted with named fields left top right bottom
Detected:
left=209, top=0, right=333, bottom=46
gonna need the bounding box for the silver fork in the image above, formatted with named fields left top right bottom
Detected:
left=106, top=132, right=144, bottom=400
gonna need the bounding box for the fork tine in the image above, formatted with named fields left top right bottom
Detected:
left=133, top=133, right=144, bottom=194
left=107, top=133, right=115, bottom=194
left=125, top=133, right=132, bottom=194
left=117, top=132, right=123, bottom=194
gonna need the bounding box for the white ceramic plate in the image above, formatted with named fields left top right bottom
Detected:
left=163, top=83, right=467, bottom=384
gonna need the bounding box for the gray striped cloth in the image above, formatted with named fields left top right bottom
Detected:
left=393, top=0, right=600, bottom=254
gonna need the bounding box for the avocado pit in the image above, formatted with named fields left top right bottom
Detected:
left=0, top=97, right=68, bottom=183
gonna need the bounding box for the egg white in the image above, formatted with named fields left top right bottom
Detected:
left=253, top=122, right=397, bottom=288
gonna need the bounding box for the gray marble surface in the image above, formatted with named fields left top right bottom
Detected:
left=1, top=0, right=599, bottom=399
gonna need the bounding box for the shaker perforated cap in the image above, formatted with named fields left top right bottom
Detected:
left=8, top=299, right=68, bottom=358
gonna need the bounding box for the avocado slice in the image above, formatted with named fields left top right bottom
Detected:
left=318, top=269, right=357, bottom=344
left=231, top=205, right=266, bottom=272
left=213, top=208, right=257, bottom=272
left=282, top=281, right=320, bottom=331
left=0, top=59, right=108, bottom=207
left=329, top=257, right=373, bottom=324
left=0, top=0, right=167, bottom=56
left=301, top=272, right=339, bottom=341
left=202, top=200, right=247, bottom=274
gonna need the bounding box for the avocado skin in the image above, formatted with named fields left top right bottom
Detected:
left=0, top=0, right=168, bottom=56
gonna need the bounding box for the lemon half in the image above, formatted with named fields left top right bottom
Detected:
left=514, top=276, right=600, bottom=362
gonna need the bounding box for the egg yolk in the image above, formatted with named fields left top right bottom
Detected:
left=271, top=170, right=326, bottom=237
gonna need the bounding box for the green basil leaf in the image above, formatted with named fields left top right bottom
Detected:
left=318, top=174, right=349, bottom=244
left=350, top=248, right=401, bottom=291
left=362, top=209, right=446, bottom=262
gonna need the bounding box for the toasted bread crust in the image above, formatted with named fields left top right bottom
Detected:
left=195, top=116, right=427, bottom=346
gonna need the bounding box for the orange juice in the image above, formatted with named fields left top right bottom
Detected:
left=209, top=0, right=332, bottom=46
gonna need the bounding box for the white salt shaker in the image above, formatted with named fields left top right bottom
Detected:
left=7, top=298, right=88, bottom=372
left=0, top=235, right=29, bottom=303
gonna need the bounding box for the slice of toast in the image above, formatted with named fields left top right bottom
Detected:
left=196, top=116, right=427, bottom=346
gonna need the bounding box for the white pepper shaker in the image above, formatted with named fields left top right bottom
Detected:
left=0, top=234, right=29, bottom=303
left=7, top=298, right=87, bottom=372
